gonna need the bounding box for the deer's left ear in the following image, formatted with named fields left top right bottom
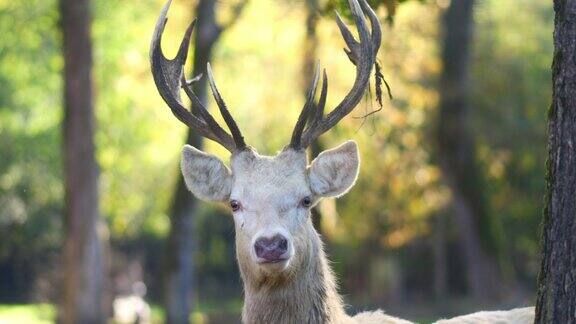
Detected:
left=308, top=140, right=360, bottom=198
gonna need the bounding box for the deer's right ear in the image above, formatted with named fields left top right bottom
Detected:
left=181, top=145, right=233, bottom=202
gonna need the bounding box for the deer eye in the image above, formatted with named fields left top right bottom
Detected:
left=229, top=200, right=241, bottom=212
left=300, top=196, right=312, bottom=208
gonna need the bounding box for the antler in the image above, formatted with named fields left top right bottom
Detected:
left=150, top=0, right=246, bottom=153
left=289, top=0, right=382, bottom=150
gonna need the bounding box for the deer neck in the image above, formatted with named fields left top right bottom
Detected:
left=240, top=227, right=349, bottom=324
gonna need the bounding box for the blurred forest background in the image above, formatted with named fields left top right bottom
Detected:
left=0, top=0, right=552, bottom=323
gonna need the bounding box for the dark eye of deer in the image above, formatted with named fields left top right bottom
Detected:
left=301, top=196, right=312, bottom=208
left=230, top=200, right=241, bottom=212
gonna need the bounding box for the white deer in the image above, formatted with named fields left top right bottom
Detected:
left=151, top=0, right=411, bottom=323
left=150, top=0, right=534, bottom=323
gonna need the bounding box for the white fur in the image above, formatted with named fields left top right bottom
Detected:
left=113, top=296, right=151, bottom=324
left=434, top=307, right=535, bottom=324
left=354, top=310, right=414, bottom=324
left=180, top=141, right=411, bottom=323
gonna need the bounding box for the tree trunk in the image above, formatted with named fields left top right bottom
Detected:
left=302, top=0, right=324, bottom=233
left=535, top=1, right=576, bottom=322
left=59, top=0, right=107, bottom=322
left=436, top=0, right=504, bottom=300
left=163, top=0, right=226, bottom=322
left=432, top=213, right=448, bottom=300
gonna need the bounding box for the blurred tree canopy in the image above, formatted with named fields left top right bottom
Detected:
left=0, top=0, right=552, bottom=316
left=0, top=0, right=62, bottom=301
left=327, top=0, right=420, bottom=24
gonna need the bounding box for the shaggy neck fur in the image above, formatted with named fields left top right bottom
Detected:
left=239, top=220, right=349, bottom=324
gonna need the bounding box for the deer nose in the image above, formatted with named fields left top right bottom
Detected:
left=254, top=235, right=289, bottom=263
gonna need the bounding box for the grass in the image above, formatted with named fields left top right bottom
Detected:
left=0, top=301, right=439, bottom=323
left=0, top=304, right=55, bottom=324
left=0, top=300, right=242, bottom=324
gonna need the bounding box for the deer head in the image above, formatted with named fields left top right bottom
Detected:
left=151, top=0, right=380, bottom=286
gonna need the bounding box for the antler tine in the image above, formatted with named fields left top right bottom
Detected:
left=294, top=0, right=381, bottom=149
left=206, top=63, right=247, bottom=150
left=358, top=0, right=382, bottom=57
left=335, top=11, right=359, bottom=58
left=307, top=69, right=328, bottom=131
left=151, top=0, right=239, bottom=152
left=180, top=73, right=233, bottom=145
left=289, top=62, right=321, bottom=149
left=348, top=0, right=371, bottom=44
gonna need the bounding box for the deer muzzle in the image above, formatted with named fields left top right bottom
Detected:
left=254, top=234, right=290, bottom=264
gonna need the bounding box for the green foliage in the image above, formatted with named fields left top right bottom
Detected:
left=0, top=0, right=62, bottom=301
left=472, top=0, right=552, bottom=276
left=326, top=0, right=421, bottom=23
left=92, top=0, right=179, bottom=239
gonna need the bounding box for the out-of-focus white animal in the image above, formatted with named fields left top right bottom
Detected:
left=113, top=281, right=151, bottom=324
left=434, top=306, right=535, bottom=324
